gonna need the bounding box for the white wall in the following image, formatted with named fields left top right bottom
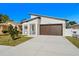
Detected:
left=76, top=29, right=79, bottom=35
left=22, top=23, right=28, bottom=35
left=65, top=29, right=73, bottom=36
left=40, top=17, right=65, bottom=24
left=65, top=28, right=79, bottom=36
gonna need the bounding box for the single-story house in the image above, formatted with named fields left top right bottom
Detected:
left=71, top=24, right=79, bottom=29
left=65, top=24, right=79, bottom=36
left=71, top=24, right=79, bottom=35
left=22, top=13, right=66, bottom=37
left=0, top=20, right=22, bottom=34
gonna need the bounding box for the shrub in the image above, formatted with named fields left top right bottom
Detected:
left=2, top=30, right=8, bottom=33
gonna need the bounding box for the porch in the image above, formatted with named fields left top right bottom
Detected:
left=22, top=23, right=39, bottom=37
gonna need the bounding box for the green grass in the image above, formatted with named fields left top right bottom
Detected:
left=66, top=36, right=79, bottom=48
left=0, top=34, right=32, bottom=46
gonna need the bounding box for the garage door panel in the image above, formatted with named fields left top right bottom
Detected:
left=50, top=25, right=62, bottom=35
left=40, top=24, right=62, bottom=35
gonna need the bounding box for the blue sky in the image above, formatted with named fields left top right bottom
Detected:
left=0, top=3, right=79, bottom=23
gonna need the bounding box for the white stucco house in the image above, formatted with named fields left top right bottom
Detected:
left=22, top=13, right=67, bottom=37
left=65, top=24, right=79, bottom=37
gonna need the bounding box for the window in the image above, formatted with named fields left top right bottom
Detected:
left=24, top=25, right=28, bottom=34
left=24, top=25, right=27, bottom=29
left=30, top=24, right=36, bottom=35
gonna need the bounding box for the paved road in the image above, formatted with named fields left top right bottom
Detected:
left=0, top=35, right=79, bottom=56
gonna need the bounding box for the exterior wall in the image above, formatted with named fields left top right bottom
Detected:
left=22, top=23, right=29, bottom=35
left=72, top=26, right=79, bottom=29
left=0, top=25, right=8, bottom=34
left=0, top=26, right=3, bottom=34
left=22, top=23, right=26, bottom=35
left=65, top=28, right=79, bottom=36
left=2, top=25, right=8, bottom=30
left=65, top=29, right=73, bottom=36
left=71, top=29, right=79, bottom=35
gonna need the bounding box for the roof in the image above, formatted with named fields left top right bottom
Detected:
left=0, top=23, right=8, bottom=25
left=71, top=24, right=79, bottom=27
left=0, top=22, right=21, bottom=25
left=71, top=24, right=79, bottom=29
left=21, top=17, right=41, bottom=23
left=29, top=13, right=67, bottom=21
left=21, top=13, right=67, bottom=23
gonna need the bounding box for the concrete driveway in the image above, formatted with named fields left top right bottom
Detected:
left=0, top=35, right=79, bottom=56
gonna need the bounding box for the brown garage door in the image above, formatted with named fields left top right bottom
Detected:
left=40, top=24, right=63, bottom=35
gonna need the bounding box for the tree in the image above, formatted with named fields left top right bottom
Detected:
left=0, top=14, right=3, bottom=23
left=0, top=14, right=9, bottom=23
left=66, top=20, right=77, bottom=28
left=14, top=26, right=19, bottom=38
left=68, top=21, right=77, bottom=25
left=8, top=24, right=19, bottom=40
left=8, top=24, right=15, bottom=40
left=2, top=15, right=9, bottom=23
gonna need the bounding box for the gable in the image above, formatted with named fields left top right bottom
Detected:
left=22, top=13, right=66, bottom=24
left=22, top=17, right=39, bottom=25
left=30, top=14, right=66, bottom=24
left=30, top=13, right=66, bottom=21
left=40, top=17, right=66, bottom=24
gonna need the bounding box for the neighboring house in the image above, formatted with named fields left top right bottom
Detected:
left=71, top=24, right=79, bottom=35
left=22, top=13, right=66, bottom=37
left=65, top=24, right=79, bottom=36
left=71, top=24, right=79, bottom=29
left=0, top=20, right=22, bottom=34
left=0, top=23, right=9, bottom=34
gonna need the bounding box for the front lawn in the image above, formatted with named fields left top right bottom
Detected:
left=0, top=34, right=32, bottom=46
left=66, top=36, right=79, bottom=48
